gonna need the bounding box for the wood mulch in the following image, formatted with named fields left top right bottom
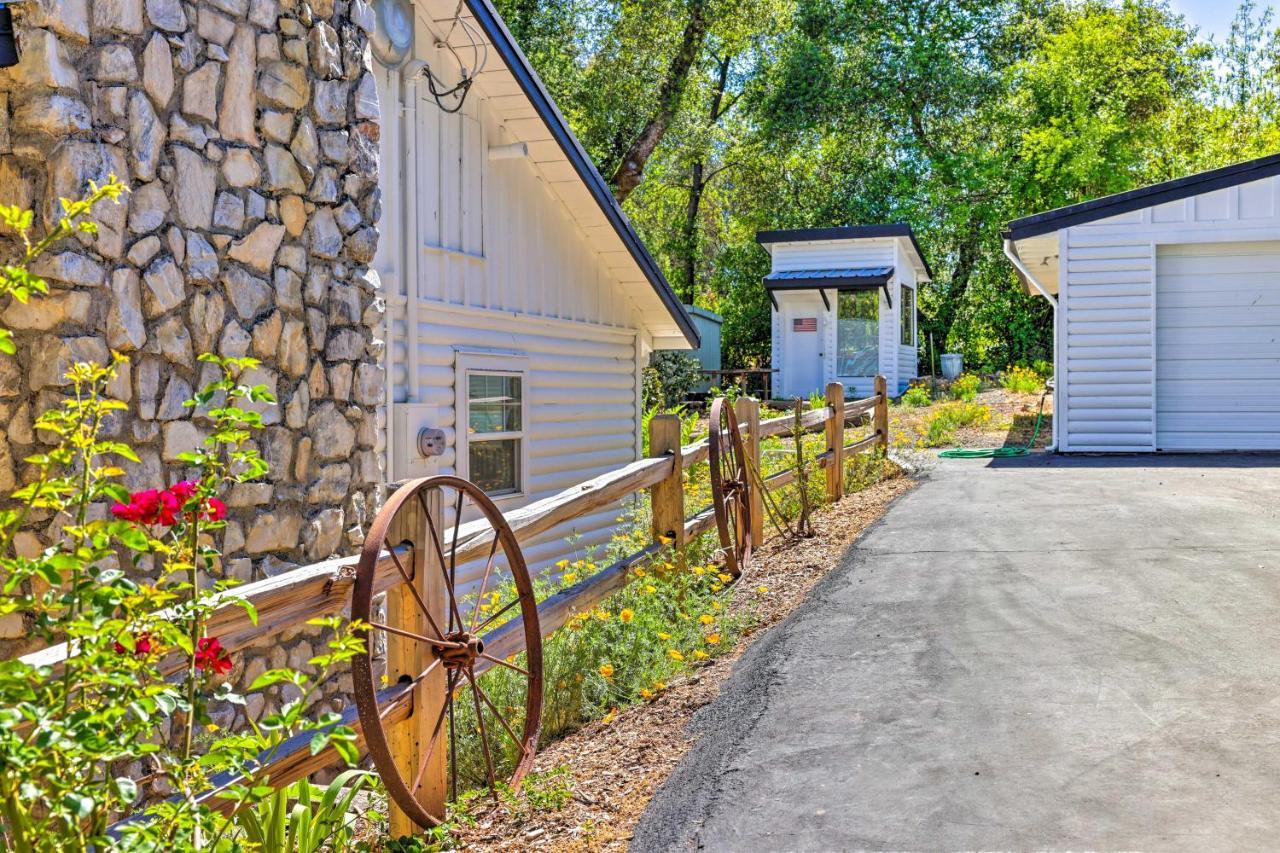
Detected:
left=450, top=472, right=916, bottom=851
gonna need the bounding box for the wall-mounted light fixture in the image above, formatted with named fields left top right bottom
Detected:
left=0, top=4, right=21, bottom=69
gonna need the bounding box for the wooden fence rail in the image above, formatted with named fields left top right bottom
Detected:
left=60, top=378, right=890, bottom=835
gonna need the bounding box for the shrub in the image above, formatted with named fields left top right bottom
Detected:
left=950, top=373, right=981, bottom=401
left=922, top=401, right=991, bottom=446
left=900, top=385, right=932, bottom=407
left=646, top=351, right=702, bottom=409
left=1000, top=364, right=1042, bottom=394
left=1032, top=359, right=1054, bottom=380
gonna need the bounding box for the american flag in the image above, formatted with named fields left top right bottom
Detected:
left=793, top=317, right=817, bottom=332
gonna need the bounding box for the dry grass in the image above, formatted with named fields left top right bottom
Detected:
left=893, top=386, right=1052, bottom=452
left=449, top=473, right=916, bottom=851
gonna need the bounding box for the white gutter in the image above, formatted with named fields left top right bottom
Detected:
left=1003, top=238, right=1058, bottom=452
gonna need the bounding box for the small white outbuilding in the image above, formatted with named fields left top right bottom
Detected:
left=1006, top=152, right=1280, bottom=452
left=759, top=225, right=933, bottom=400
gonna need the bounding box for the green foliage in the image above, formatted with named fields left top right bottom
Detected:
left=644, top=350, right=702, bottom=409
left=1031, top=358, right=1054, bottom=380
left=235, top=770, right=376, bottom=853
left=999, top=364, right=1042, bottom=394
left=949, top=373, right=981, bottom=401
left=923, top=401, right=991, bottom=446
left=900, top=385, right=932, bottom=408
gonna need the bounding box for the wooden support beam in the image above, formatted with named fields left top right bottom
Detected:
left=386, top=490, right=446, bottom=835
left=735, top=397, right=764, bottom=547
left=825, top=382, right=845, bottom=502
left=648, top=414, right=685, bottom=562
left=874, top=375, right=889, bottom=454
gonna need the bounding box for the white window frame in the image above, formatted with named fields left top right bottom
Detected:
left=455, top=350, right=530, bottom=501
left=900, top=283, right=917, bottom=347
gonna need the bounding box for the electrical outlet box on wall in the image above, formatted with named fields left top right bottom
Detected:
left=392, top=404, right=444, bottom=482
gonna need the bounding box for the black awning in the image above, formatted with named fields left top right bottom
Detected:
left=763, top=267, right=894, bottom=309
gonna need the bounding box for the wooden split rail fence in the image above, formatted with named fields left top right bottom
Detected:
left=27, top=378, right=890, bottom=835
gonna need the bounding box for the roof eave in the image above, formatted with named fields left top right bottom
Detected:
left=462, top=0, right=700, bottom=349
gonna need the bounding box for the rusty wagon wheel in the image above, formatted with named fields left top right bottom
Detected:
left=708, top=398, right=753, bottom=579
left=351, top=476, right=543, bottom=828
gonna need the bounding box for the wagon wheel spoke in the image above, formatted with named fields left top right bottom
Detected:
left=369, top=620, right=463, bottom=650
left=472, top=595, right=522, bottom=635
left=421, top=499, right=467, bottom=634
left=469, top=674, right=530, bottom=755
left=383, top=537, right=451, bottom=642
left=469, top=535, right=502, bottom=633
left=464, top=669, right=500, bottom=801
left=411, top=669, right=456, bottom=794
left=448, top=673, right=459, bottom=804
left=478, top=651, right=529, bottom=676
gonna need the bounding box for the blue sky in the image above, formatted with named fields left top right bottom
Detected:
left=1168, top=0, right=1248, bottom=42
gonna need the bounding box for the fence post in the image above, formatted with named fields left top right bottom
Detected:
left=735, top=397, right=764, bottom=547
left=874, top=374, right=889, bottom=454
left=825, top=381, right=844, bottom=503
left=386, top=490, right=447, bottom=835
left=648, top=414, right=685, bottom=561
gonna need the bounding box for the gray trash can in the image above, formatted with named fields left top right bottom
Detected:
left=940, top=353, right=963, bottom=380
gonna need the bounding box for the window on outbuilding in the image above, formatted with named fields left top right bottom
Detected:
left=900, top=285, right=916, bottom=347
left=837, top=290, right=879, bottom=377
left=457, top=352, right=529, bottom=498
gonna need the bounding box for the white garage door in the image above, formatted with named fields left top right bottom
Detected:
left=1157, top=241, right=1280, bottom=451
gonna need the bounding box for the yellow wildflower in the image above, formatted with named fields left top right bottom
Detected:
left=654, top=681, right=667, bottom=691
left=657, top=534, right=673, bottom=545
left=693, top=650, right=709, bottom=660
left=563, top=573, right=577, bottom=584
left=602, top=708, right=617, bottom=724
left=756, top=585, right=769, bottom=594
left=644, top=584, right=657, bottom=594
left=594, top=609, right=611, bottom=621
left=633, top=566, right=646, bottom=578
left=699, top=614, right=714, bottom=625
left=718, top=573, right=733, bottom=584
left=691, top=566, right=706, bottom=576
left=620, top=608, right=634, bottom=623
left=599, top=663, right=615, bottom=678
left=705, top=633, right=721, bottom=645
left=657, top=631, right=672, bottom=641
left=668, top=649, right=685, bottom=662
left=555, top=559, right=570, bottom=569
left=711, top=583, right=723, bottom=593
left=711, top=600, right=721, bottom=611
left=640, top=688, right=653, bottom=700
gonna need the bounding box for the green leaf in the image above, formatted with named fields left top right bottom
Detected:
left=62, top=792, right=94, bottom=819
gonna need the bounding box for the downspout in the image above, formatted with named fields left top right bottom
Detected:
left=1003, top=237, right=1059, bottom=452
left=402, top=61, right=424, bottom=409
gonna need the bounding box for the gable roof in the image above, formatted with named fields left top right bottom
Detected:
left=756, top=224, right=934, bottom=280
left=462, top=0, right=698, bottom=348
left=1008, top=152, right=1280, bottom=241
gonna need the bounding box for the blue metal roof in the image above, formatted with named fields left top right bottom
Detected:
left=764, top=267, right=894, bottom=285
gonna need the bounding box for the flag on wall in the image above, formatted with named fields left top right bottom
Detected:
left=793, top=317, right=817, bottom=332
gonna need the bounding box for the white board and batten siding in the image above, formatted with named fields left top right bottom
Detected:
left=1058, top=174, right=1280, bottom=452
left=373, top=32, right=655, bottom=586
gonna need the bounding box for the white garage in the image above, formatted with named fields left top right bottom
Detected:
left=1005, top=153, right=1280, bottom=452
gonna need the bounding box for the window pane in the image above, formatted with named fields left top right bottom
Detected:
left=837, top=290, right=879, bottom=377
left=470, top=438, right=520, bottom=495
left=900, top=286, right=915, bottom=346
left=468, top=374, right=522, bottom=433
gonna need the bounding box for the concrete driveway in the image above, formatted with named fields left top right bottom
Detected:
left=634, top=454, right=1280, bottom=852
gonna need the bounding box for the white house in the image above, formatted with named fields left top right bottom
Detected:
left=759, top=225, right=932, bottom=399
left=370, top=0, right=697, bottom=571
left=1006, top=152, right=1280, bottom=453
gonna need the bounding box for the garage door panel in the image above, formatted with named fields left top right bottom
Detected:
left=1156, top=241, right=1280, bottom=451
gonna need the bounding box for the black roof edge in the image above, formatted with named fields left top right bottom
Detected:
left=1008, top=151, right=1280, bottom=241
left=755, top=223, right=934, bottom=281
left=463, top=0, right=699, bottom=349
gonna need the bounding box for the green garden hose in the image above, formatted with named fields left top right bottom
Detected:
left=938, top=390, right=1048, bottom=459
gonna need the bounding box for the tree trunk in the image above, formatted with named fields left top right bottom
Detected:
left=678, top=54, right=732, bottom=302
left=610, top=0, right=709, bottom=202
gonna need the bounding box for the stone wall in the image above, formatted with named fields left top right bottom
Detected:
left=0, top=0, right=386, bottom=718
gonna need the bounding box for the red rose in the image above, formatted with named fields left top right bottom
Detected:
left=113, top=632, right=152, bottom=657
left=205, top=498, right=227, bottom=522
left=194, top=636, right=233, bottom=675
